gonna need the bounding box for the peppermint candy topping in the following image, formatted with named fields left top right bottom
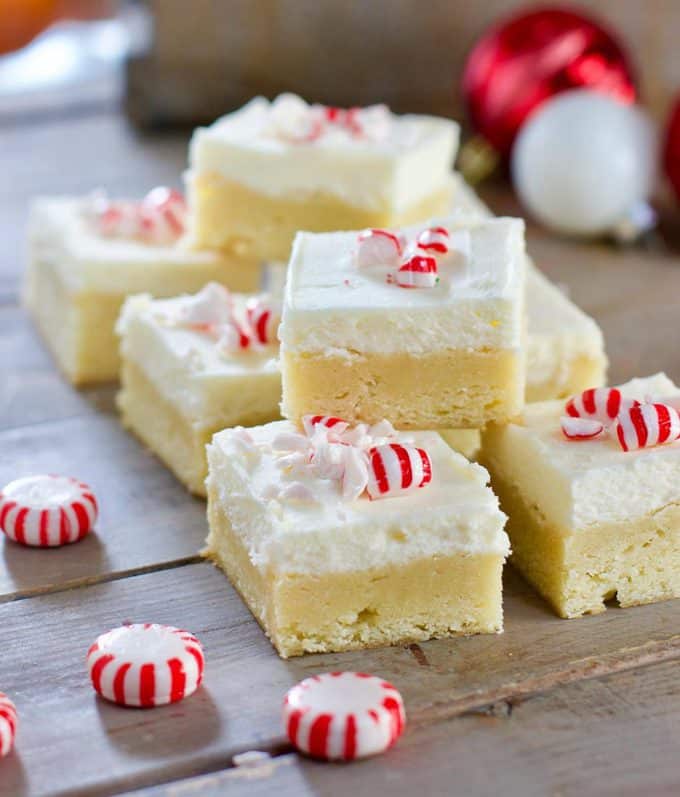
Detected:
left=302, top=415, right=350, bottom=439
left=366, top=443, right=432, bottom=500
left=176, top=282, right=234, bottom=331
left=87, top=623, right=204, bottom=708
left=267, top=94, right=391, bottom=143
left=395, top=255, right=438, bottom=288
left=615, top=403, right=680, bottom=452
left=565, top=388, right=637, bottom=423
left=93, top=187, right=186, bottom=245
left=173, top=284, right=279, bottom=354
left=270, top=418, right=431, bottom=503
left=0, top=475, right=98, bottom=547
left=416, top=226, right=449, bottom=253
left=0, top=693, right=17, bottom=758
left=356, top=224, right=470, bottom=289
left=245, top=297, right=280, bottom=345
left=560, top=417, right=605, bottom=440
left=356, top=228, right=404, bottom=269
left=283, top=672, right=405, bottom=761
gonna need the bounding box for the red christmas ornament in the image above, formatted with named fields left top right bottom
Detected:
left=664, top=95, right=680, bottom=203
left=462, top=6, right=637, bottom=159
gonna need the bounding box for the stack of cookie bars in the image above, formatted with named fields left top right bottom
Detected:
left=27, top=94, right=680, bottom=660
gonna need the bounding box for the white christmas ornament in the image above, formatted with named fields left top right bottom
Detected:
left=511, top=90, right=657, bottom=237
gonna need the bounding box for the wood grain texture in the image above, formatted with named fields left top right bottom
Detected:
left=0, top=305, right=116, bottom=430
left=132, top=658, right=680, bottom=797
left=0, top=414, right=205, bottom=601
left=1, top=562, right=678, bottom=796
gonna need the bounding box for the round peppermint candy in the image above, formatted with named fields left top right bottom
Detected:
left=0, top=693, right=17, bottom=758
left=87, top=623, right=205, bottom=708
left=283, top=672, right=405, bottom=761
left=0, top=475, right=98, bottom=547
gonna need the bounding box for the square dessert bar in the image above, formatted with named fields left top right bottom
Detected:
left=451, top=174, right=607, bottom=402
left=25, top=191, right=261, bottom=385
left=117, top=283, right=281, bottom=495
left=204, top=418, right=509, bottom=657
left=481, top=374, right=680, bottom=618
left=187, top=94, right=459, bottom=261
left=279, top=216, right=527, bottom=429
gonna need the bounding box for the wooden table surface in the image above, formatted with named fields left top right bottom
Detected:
left=1, top=106, right=680, bottom=797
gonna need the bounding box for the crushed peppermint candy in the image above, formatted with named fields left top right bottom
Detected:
left=561, top=387, right=680, bottom=452
left=257, top=417, right=431, bottom=504
left=91, top=187, right=186, bottom=245
left=356, top=224, right=469, bottom=289
left=266, top=94, right=391, bottom=143
left=169, top=283, right=280, bottom=355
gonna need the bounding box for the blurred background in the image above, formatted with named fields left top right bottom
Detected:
left=1, top=0, right=679, bottom=302
left=2, top=1, right=677, bottom=124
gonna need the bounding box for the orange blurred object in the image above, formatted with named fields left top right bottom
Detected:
left=0, top=0, right=114, bottom=55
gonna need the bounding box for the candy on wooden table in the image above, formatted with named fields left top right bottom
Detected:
left=0, top=474, right=98, bottom=547
left=283, top=672, right=405, bottom=761
left=86, top=623, right=205, bottom=708
left=0, top=693, right=17, bottom=758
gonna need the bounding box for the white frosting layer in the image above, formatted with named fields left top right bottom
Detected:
left=280, top=216, right=526, bottom=355
left=189, top=95, right=459, bottom=212
left=28, top=197, right=245, bottom=294
left=118, top=292, right=280, bottom=428
left=486, top=374, right=680, bottom=530
left=207, top=420, right=509, bottom=573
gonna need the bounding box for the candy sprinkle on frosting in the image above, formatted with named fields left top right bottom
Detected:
left=92, top=187, right=186, bottom=245
left=560, top=416, right=605, bottom=441
left=395, top=254, right=438, bottom=289
left=615, top=403, right=680, bottom=452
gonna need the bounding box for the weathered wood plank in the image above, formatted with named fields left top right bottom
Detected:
left=0, top=414, right=205, bottom=601
left=1, top=563, right=679, bottom=796
left=0, top=304, right=116, bottom=431
left=133, top=658, right=680, bottom=797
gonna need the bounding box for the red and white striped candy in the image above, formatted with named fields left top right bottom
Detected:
left=245, top=298, right=280, bottom=345
left=614, top=403, right=680, bottom=452
left=356, top=229, right=404, bottom=268
left=283, top=672, right=405, bottom=761
left=139, top=187, right=187, bottom=244
left=217, top=319, right=254, bottom=352
left=0, top=475, right=97, bottom=547
left=565, top=387, right=637, bottom=424
left=416, top=226, right=450, bottom=253
left=0, top=693, right=17, bottom=758
left=302, top=415, right=350, bottom=438
left=395, top=255, right=438, bottom=288
left=366, top=443, right=432, bottom=500
left=87, top=623, right=204, bottom=708
left=561, top=416, right=605, bottom=441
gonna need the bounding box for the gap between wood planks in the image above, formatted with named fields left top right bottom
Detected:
left=53, top=646, right=680, bottom=797
left=0, top=554, right=203, bottom=605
